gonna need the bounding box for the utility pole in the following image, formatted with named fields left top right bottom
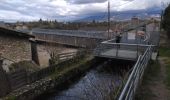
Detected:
left=108, top=0, right=110, bottom=39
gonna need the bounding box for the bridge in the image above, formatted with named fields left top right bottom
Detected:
left=94, top=22, right=160, bottom=61
left=94, top=42, right=152, bottom=61
left=24, top=29, right=108, bottom=48
left=93, top=21, right=160, bottom=100
left=18, top=29, right=108, bottom=39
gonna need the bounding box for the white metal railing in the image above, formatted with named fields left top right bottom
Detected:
left=118, top=46, right=153, bottom=100
left=31, top=29, right=107, bottom=39
left=94, top=42, right=153, bottom=60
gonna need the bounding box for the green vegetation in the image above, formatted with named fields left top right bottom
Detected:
left=6, top=95, right=17, bottom=100
left=162, top=4, right=170, bottom=38
left=159, top=47, right=170, bottom=89
left=50, top=55, right=93, bottom=79
left=136, top=47, right=170, bottom=99
left=159, top=47, right=170, bottom=57
left=135, top=61, right=161, bottom=100
left=165, top=61, right=170, bottom=89
left=9, top=61, right=39, bottom=72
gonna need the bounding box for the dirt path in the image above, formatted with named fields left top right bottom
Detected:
left=136, top=57, right=170, bottom=100
left=148, top=57, right=170, bottom=100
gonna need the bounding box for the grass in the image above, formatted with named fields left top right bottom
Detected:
left=136, top=46, right=170, bottom=99
left=159, top=47, right=170, bottom=89
left=6, top=95, right=17, bottom=100
left=159, top=47, right=170, bottom=57
left=135, top=61, right=161, bottom=100
left=50, top=55, right=93, bottom=79
left=166, top=63, right=170, bottom=89
left=4, top=55, right=93, bottom=100
left=9, top=60, right=39, bottom=72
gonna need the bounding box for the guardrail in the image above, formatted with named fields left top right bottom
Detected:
left=94, top=42, right=154, bottom=60
left=118, top=46, right=153, bottom=100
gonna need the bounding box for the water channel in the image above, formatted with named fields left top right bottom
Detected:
left=36, top=59, right=134, bottom=100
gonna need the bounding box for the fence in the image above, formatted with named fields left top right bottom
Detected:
left=94, top=42, right=155, bottom=60
left=27, top=66, right=55, bottom=83
left=7, top=69, right=27, bottom=90
left=32, top=29, right=106, bottom=39
left=118, top=46, right=153, bottom=100
left=58, top=52, right=77, bottom=62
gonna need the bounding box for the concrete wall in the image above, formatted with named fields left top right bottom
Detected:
left=0, top=35, right=32, bottom=62
left=36, top=44, right=77, bottom=68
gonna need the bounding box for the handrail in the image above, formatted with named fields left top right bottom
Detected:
left=118, top=46, right=152, bottom=100
left=118, top=56, right=142, bottom=100
left=94, top=42, right=150, bottom=60
left=102, top=38, right=116, bottom=43
left=102, top=42, right=155, bottom=47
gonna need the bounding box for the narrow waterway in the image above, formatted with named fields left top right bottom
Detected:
left=37, top=59, right=134, bottom=100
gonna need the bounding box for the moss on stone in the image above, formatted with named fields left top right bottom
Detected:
left=9, top=61, right=40, bottom=72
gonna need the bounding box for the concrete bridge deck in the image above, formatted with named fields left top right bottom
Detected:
left=94, top=30, right=159, bottom=61
left=94, top=42, right=149, bottom=61
left=100, top=49, right=139, bottom=60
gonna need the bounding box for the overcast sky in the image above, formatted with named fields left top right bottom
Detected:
left=0, top=0, right=169, bottom=22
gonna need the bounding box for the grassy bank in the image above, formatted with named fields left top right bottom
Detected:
left=4, top=55, right=95, bottom=100
left=50, top=55, right=94, bottom=79
left=135, top=61, right=161, bottom=100
left=159, top=47, right=170, bottom=89
left=136, top=46, right=170, bottom=100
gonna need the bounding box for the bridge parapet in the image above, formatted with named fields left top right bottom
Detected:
left=94, top=42, right=155, bottom=60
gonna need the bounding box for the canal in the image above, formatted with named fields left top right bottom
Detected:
left=36, top=59, right=135, bottom=100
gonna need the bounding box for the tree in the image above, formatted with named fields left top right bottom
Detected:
left=162, top=4, right=170, bottom=37
left=39, top=18, right=43, bottom=23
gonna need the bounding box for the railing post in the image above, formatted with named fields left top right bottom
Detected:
left=137, top=44, right=139, bottom=58
left=116, top=43, right=119, bottom=57
left=119, top=46, right=153, bottom=100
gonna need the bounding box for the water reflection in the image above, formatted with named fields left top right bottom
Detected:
left=46, top=62, right=127, bottom=100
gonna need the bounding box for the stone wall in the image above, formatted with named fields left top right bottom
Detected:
left=0, top=35, right=32, bottom=62
left=3, top=57, right=97, bottom=100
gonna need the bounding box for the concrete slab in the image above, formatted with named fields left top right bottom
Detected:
left=100, top=49, right=139, bottom=60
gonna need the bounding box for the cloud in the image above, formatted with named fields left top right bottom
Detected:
left=65, top=0, right=107, bottom=4
left=0, top=0, right=168, bottom=22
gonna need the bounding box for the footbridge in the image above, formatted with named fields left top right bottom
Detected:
left=94, top=39, right=158, bottom=61
left=94, top=31, right=159, bottom=61
left=94, top=21, right=160, bottom=100
left=94, top=39, right=158, bottom=100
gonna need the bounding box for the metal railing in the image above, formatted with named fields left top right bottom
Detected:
left=94, top=42, right=154, bottom=60
left=118, top=46, right=153, bottom=100
left=30, top=29, right=107, bottom=39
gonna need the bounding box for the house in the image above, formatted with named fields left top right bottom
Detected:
left=0, top=27, right=37, bottom=72
left=131, top=17, right=139, bottom=26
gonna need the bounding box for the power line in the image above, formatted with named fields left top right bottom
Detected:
left=110, top=0, right=136, bottom=9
